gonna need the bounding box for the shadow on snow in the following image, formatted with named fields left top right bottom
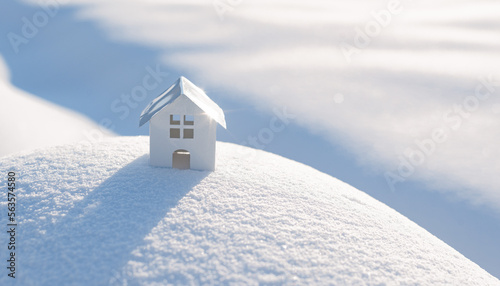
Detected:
left=27, top=155, right=208, bottom=285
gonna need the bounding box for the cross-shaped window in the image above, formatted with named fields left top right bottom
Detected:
left=170, top=114, right=194, bottom=139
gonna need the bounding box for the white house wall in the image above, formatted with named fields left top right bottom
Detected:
left=149, top=94, right=217, bottom=171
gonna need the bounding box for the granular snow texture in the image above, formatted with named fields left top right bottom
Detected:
left=0, top=137, right=497, bottom=285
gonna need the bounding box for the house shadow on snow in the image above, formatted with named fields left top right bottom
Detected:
left=30, top=155, right=208, bottom=285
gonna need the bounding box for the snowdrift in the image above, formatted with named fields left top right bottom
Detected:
left=0, top=56, right=113, bottom=157
left=0, top=137, right=497, bottom=285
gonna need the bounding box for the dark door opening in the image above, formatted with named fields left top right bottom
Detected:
left=172, top=150, right=190, bottom=170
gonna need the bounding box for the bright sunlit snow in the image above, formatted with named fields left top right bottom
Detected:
left=0, top=56, right=114, bottom=157
left=29, top=0, right=500, bottom=210
left=2, top=0, right=500, bottom=281
left=0, top=137, right=497, bottom=285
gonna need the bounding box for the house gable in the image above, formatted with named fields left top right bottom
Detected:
left=148, top=94, right=218, bottom=170
left=140, top=76, right=223, bottom=171
left=139, top=76, right=226, bottom=128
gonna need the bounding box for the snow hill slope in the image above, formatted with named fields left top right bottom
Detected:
left=0, top=56, right=113, bottom=158
left=0, top=137, right=497, bottom=285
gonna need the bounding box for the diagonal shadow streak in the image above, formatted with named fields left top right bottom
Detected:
left=25, top=155, right=209, bottom=285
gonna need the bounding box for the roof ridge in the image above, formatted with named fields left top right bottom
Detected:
left=139, top=76, right=226, bottom=129
left=179, top=76, right=185, bottom=96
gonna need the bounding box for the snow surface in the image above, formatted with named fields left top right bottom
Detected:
left=0, top=56, right=114, bottom=157
left=0, top=137, right=497, bottom=285
left=24, top=0, right=500, bottom=211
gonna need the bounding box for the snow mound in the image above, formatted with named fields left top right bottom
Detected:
left=0, top=137, right=497, bottom=285
left=0, top=56, right=9, bottom=81
left=0, top=56, right=113, bottom=158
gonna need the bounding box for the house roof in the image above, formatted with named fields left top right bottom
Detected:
left=139, top=76, right=226, bottom=128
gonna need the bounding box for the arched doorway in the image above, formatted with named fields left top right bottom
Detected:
left=172, top=149, right=190, bottom=169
